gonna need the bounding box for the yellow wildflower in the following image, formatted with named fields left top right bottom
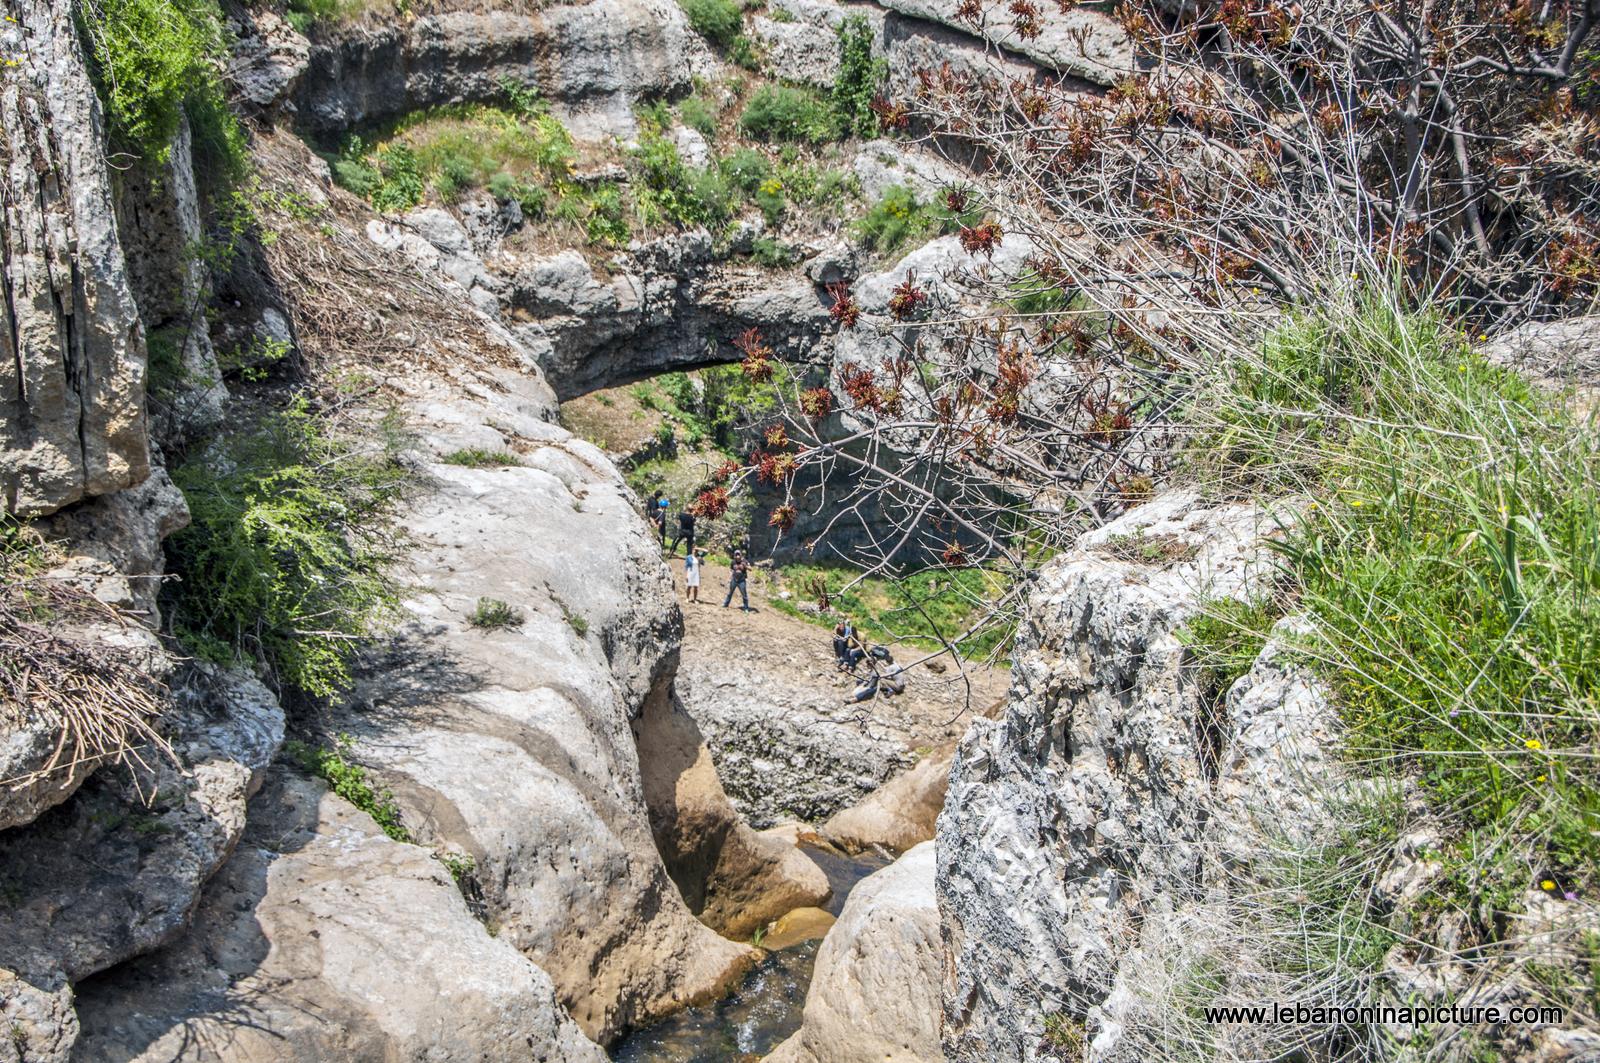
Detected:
left=1536, top=775, right=1548, bottom=783
left=1542, top=879, right=1557, bottom=891
left=1525, top=738, right=1543, bottom=751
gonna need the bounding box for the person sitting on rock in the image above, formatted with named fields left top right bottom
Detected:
left=879, top=652, right=907, bottom=697
left=832, top=618, right=858, bottom=670
left=845, top=667, right=880, bottom=704
left=723, top=550, right=750, bottom=611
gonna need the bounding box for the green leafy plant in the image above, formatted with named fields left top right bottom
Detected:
left=165, top=396, right=405, bottom=698
left=469, top=597, right=524, bottom=630
left=678, top=0, right=743, bottom=46
left=750, top=235, right=796, bottom=267
left=738, top=84, right=841, bottom=143
left=287, top=736, right=410, bottom=842
left=852, top=184, right=964, bottom=255
left=678, top=94, right=719, bottom=137
left=831, top=16, right=886, bottom=138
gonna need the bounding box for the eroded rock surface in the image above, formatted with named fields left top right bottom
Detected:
left=936, top=491, right=1281, bottom=1060
left=72, top=770, right=608, bottom=1063
left=768, top=840, right=945, bottom=1063
left=0, top=0, right=149, bottom=516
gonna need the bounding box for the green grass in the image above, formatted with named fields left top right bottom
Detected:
left=1186, top=292, right=1600, bottom=899
left=442, top=448, right=521, bottom=468
left=287, top=736, right=410, bottom=842
left=770, top=562, right=1013, bottom=659
left=165, top=396, right=406, bottom=699
left=678, top=0, right=744, bottom=46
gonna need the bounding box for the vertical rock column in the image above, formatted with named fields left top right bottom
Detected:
left=0, top=0, right=149, bottom=517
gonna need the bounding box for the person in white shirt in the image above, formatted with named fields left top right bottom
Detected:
left=684, top=549, right=703, bottom=603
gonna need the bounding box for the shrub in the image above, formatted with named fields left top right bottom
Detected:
left=369, top=145, right=425, bottom=212
left=287, top=736, right=410, bottom=842
left=738, top=84, right=841, bottom=143
left=442, top=448, right=521, bottom=468
left=678, top=95, right=719, bottom=137
left=831, top=16, right=886, bottom=138
left=679, top=0, right=743, bottom=45
left=720, top=147, right=774, bottom=195
left=727, top=33, right=763, bottom=71
left=584, top=183, right=631, bottom=245
left=852, top=184, right=958, bottom=255
left=751, top=235, right=796, bottom=267
left=78, top=0, right=243, bottom=172
left=632, top=135, right=724, bottom=228
left=468, top=597, right=524, bottom=629
left=753, top=176, right=786, bottom=223
left=165, top=396, right=405, bottom=698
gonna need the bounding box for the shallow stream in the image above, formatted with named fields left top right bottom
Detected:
left=610, top=845, right=891, bottom=1062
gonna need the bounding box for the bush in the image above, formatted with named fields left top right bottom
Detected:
left=679, top=0, right=743, bottom=45
left=852, top=184, right=959, bottom=255
left=738, top=84, right=841, bottom=143
left=369, top=145, right=425, bottom=212
left=78, top=0, right=243, bottom=172
left=165, top=396, right=405, bottom=699
left=443, top=448, right=521, bottom=468
left=720, top=147, right=774, bottom=195
left=751, top=235, right=796, bottom=267
left=584, top=183, right=631, bottom=245
left=632, top=135, right=726, bottom=228
left=831, top=16, right=886, bottom=138
left=468, top=597, right=524, bottom=629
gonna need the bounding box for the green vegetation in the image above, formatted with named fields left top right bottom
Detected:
left=78, top=0, right=245, bottom=176
left=165, top=397, right=406, bottom=699
left=678, top=94, right=719, bottom=137
left=678, top=0, right=743, bottom=46
left=1179, top=596, right=1278, bottom=695
left=1187, top=293, right=1600, bottom=900
left=468, top=597, right=524, bottom=630
left=287, top=736, right=410, bottom=842
left=437, top=851, right=476, bottom=883
left=738, top=83, right=842, bottom=143
left=831, top=16, right=886, bottom=139
left=750, top=235, right=796, bottom=267
left=442, top=448, right=521, bottom=468
left=853, top=184, right=970, bottom=256
left=770, top=562, right=1013, bottom=659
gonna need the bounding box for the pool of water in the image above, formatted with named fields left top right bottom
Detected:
left=610, top=845, right=892, bottom=1062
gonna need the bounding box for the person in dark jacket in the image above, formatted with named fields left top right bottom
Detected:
left=652, top=497, right=669, bottom=547
left=723, top=551, right=750, bottom=610
left=671, top=508, right=696, bottom=554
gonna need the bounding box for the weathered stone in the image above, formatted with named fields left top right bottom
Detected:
left=296, top=0, right=701, bottom=140
left=39, top=467, right=189, bottom=623
left=71, top=770, right=609, bottom=1063
left=225, top=8, right=311, bottom=109
left=0, top=0, right=149, bottom=517
left=937, top=491, right=1281, bottom=1060
left=769, top=841, right=945, bottom=1063
left=0, top=665, right=283, bottom=985
left=1482, top=316, right=1600, bottom=397
left=823, top=745, right=952, bottom=854
left=0, top=968, right=74, bottom=1063
left=876, top=0, right=1131, bottom=85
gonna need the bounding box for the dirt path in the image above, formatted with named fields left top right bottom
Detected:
left=671, top=554, right=1009, bottom=761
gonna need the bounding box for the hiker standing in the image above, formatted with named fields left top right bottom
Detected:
left=723, top=551, right=750, bottom=610
left=671, top=508, right=696, bottom=554
left=684, top=549, right=703, bottom=603
left=653, top=497, right=669, bottom=547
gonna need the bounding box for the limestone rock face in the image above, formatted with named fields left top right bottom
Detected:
left=1482, top=316, right=1600, bottom=396
left=0, top=665, right=284, bottom=986
left=936, top=491, right=1280, bottom=1060
left=0, top=0, right=149, bottom=517
left=325, top=370, right=765, bottom=1042
left=71, top=770, right=609, bottom=1063
left=875, top=0, right=1132, bottom=85
left=769, top=841, right=945, bottom=1063
left=296, top=0, right=701, bottom=139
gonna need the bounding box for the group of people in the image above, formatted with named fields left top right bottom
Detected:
left=648, top=491, right=752, bottom=611
left=832, top=618, right=907, bottom=703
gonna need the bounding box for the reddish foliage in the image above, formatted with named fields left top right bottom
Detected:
left=870, top=95, right=911, bottom=131
left=959, top=221, right=1004, bottom=257
left=887, top=273, right=930, bottom=321
left=827, top=282, right=861, bottom=329
left=690, top=486, right=730, bottom=518
left=941, top=542, right=970, bottom=567
left=767, top=505, right=798, bottom=531
left=763, top=423, right=790, bottom=449
left=798, top=387, right=834, bottom=419
left=840, top=364, right=883, bottom=412
left=735, top=327, right=775, bottom=382
left=711, top=459, right=741, bottom=484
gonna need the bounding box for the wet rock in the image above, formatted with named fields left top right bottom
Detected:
left=762, top=906, right=837, bottom=950
left=71, top=770, right=608, bottom=1063
left=768, top=841, right=944, bottom=1063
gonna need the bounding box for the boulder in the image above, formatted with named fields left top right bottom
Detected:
left=225, top=8, right=311, bottom=109
left=0, top=665, right=284, bottom=986
left=767, top=841, right=945, bottom=1063
left=876, top=0, right=1131, bottom=86
left=823, top=745, right=952, bottom=855
left=936, top=491, right=1282, bottom=1060
left=71, top=770, right=609, bottom=1063
left=0, top=0, right=149, bottom=517
left=1482, top=316, right=1600, bottom=398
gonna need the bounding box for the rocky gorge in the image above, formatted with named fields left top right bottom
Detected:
left=4, top=0, right=1599, bottom=1061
